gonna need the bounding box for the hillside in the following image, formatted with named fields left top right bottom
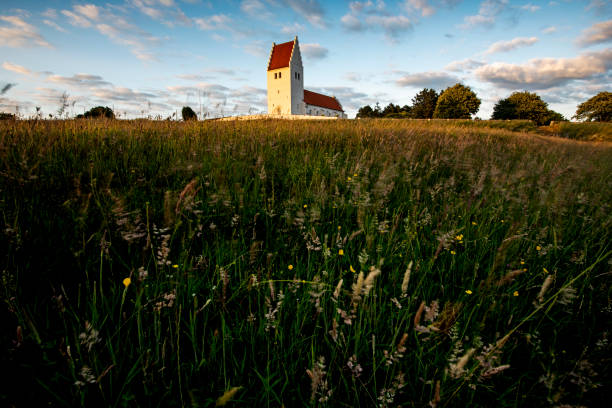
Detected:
left=1, top=119, right=611, bottom=407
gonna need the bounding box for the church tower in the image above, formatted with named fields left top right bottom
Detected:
left=267, top=37, right=304, bottom=115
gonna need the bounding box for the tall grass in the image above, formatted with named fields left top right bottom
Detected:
left=1, top=119, right=611, bottom=407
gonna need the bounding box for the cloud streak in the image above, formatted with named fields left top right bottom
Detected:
left=2, top=62, right=32, bottom=75
left=395, top=71, right=460, bottom=89
left=576, top=20, right=612, bottom=47
left=484, top=36, right=538, bottom=54
left=0, top=15, right=52, bottom=48
left=475, top=49, right=612, bottom=89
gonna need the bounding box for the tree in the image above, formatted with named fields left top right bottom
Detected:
left=411, top=88, right=438, bottom=119
left=545, top=110, right=566, bottom=124
left=76, top=106, right=115, bottom=119
left=0, top=112, right=16, bottom=120
left=182, top=106, right=198, bottom=121
left=491, top=92, right=558, bottom=125
left=574, top=92, right=612, bottom=122
left=356, top=105, right=377, bottom=118
left=433, top=84, right=480, bottom=119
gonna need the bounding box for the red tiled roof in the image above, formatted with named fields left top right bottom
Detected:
left=304, top=89, right=343, bottom=111
left=268, top=40, right=294, bottom=71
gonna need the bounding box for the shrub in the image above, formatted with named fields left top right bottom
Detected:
left=182, top=106, right=198, bottom=121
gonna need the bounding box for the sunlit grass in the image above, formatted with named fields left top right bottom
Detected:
left=1, top=118, right=611, bottom=407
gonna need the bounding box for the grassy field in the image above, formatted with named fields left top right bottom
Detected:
left=1, top=119, right=611, bottom=407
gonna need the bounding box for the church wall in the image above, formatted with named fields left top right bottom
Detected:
left=305, top=103, right=347, bottom=118
left=267, top=67, right=291, bottom=115
left=289, top=40, right=305, bottom=114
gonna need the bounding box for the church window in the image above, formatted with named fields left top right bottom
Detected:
left=274, top=73, right=277, bottom=79
left=279, top=72, right=281, bottom=78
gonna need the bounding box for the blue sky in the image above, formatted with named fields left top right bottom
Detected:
left=1, top=0, right=610, bottom=119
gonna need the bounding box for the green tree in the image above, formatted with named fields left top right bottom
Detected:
left=574, top=92, right=612, bottom=122
left=433, top=84, right=480, bottom=119
left=411, top=88, right=438, bottom=119
left=182, top=106, right=198, bottom=121
left=491, top=92, right=556, bottom=125
left=491, top=98, right=516, bottom=120
left=356, top=105, right=375, bottom=118
left=77, top=106, right=115, bottom=119
left=545, top=109, right=566, bottom=124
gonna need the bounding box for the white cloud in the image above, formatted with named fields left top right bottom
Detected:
left=301, top=43, right=329, bottom=59
left=342, top=2, right=413, bottom=39
left=395, top=71, right=460, bottom=89
left=576, top=20, right=612, bottom=47
left=2, top=61, right=32, bottom=75
left=461, top=0, right=508, bottom=29
left=62, top=10, right=92, bottom=27
left=445, top=58, right=485, bottom=72
left=74, top=4, right=101, bottom=21
left=484, top=36, right=538, bottom=54
left=475, top=49, right=612, bottom=89
left=241, top=0, right=271, bottom=18
left=286, top=0, right=327, bottom=29
left=43, top=19, right=68, bottom=33
left=0, top=15, right=52, bottom=48
left=47, top=73, right=111, bottom=88
left=281, top=22, right=305, bottom=35
left=520, top=3, right=540, bottom=12
left=194, top=14, right=232, bottom=30
left=405, top=0, right=435, bottom=17
left=41, top=8, right=58, bottom=19
left=542, top=26, right=556, bottom=34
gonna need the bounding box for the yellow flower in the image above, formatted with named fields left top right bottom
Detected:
left=513, top=291, right=519, bottom=297
left=543, top=267, right=549, bottom=274
left=347, top=177, right=352, bottom=181
left=122, top=277, right=131, bottom=288
left=353, top=173, right=358, bottom=177
left=303, top=204, right=307, bottom=208
left=520, top=260, right=525, bottom=265
left=450, top=250, right=456, bottom=255
left=471, top=221, right=477, bottom=226
left=350, top=265, right=356, bottom=273
left=288, top=264, right=294, bottom=270
left=172, top=264, right=179, bottom=268
left=338, top=249, right=344, bottom=256
left=465, top=289, right=473, bottom=295
left=523, top=268, right=527, bottom=272
left=338, top=226, right=341, bottom=230
left=455, top=234, right=463, bottom=241
left=536, top=245, right=541, bottom=251
left=501, top=219, right=505, bottom=223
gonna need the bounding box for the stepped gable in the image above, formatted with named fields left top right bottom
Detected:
left=304, top=89, right=343, bottom=111
left=267, top=40, right=294, bottom=71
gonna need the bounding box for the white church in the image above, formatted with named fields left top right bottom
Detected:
left=267, top=37, right=346, bottom=118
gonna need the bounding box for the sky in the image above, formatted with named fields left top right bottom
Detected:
left=0, top=0, right=610, bottom=119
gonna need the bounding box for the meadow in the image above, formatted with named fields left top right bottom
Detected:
left=1, top=118, right=611, bottom=407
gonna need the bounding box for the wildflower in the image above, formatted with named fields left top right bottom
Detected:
left=288, top=264, right=294, bottom=270
left=455, top=234, right=463, bottom=241
left=465, top=289, right=473, bottom=295
left=347, top=177, right=352, bottom=181
left=303, top=204, right=307, bottom=208
left=172, top=264, right=178, bottom=269
left=353, top=173, right=358, bottom=177
left=339, top=249, right=344, bottom=256
left=122, top=277, right=131, bottom=288
left=536, top=245, right=541, bottom=251
left=450, top=250, right=456, bottom=255
left=501, top=219, right=505, bottom=223
left=472, top=221, right=477, bottom=225
left=513, top=291, right=519, bottom=297
left=520, top=260, right=525, bottom=265
left=350, top=265, right=356, bottom=273
left=338, top=225, right=341, bottom=230
left=543, top=267, right=549, bottom=274
left=523, top=268, right=527, bottom=272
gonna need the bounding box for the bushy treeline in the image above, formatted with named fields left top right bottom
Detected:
left=358, top=87, right=611, bottom=125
